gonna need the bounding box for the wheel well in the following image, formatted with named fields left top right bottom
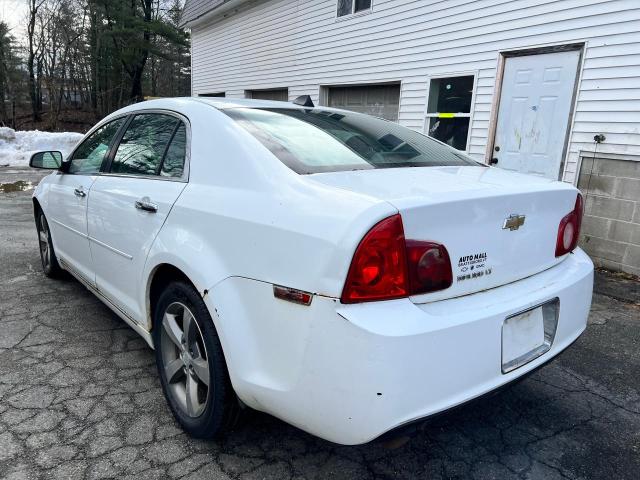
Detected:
left=33, top=198, right=41, bottom=216
left=148, top=264, right=195, bottom=330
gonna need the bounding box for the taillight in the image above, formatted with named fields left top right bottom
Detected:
left=555, top=193, right=584, bottom=257
left=341, top=215, right=408, bottom=303
left=341, top=214, right=452, bottom=304
left=406, top=241, right=453, bottom=295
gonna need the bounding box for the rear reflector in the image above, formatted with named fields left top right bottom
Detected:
left=341, top=214, right=452, bottom=304
left=555, top=193, right=584, bottom=257
left=273, top=285, right=313, bottom=306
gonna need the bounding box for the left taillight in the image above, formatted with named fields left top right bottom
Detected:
left=341, top=214, right=452, bottom=304
left=340, top=215, right=409, bottom=303
left=555, top=193, right=584, bottom=257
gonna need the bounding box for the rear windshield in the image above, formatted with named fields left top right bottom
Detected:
left=224, top=107, right=481, bottom=174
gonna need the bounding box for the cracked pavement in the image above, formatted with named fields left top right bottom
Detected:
left=1, top=168, right=639, bottom=480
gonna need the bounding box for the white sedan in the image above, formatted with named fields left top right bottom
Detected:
left=29, top=97, right=593, bottom=445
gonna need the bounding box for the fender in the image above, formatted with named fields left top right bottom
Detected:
left=141, top=222, right=230, bottom=332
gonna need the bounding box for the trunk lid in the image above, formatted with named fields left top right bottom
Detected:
left=310, top=166, right=579, bottom=303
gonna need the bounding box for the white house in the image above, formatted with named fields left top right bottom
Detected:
left=181, top=0, right=640, bottom=276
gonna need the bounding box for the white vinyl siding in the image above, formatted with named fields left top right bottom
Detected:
left=182, top=0, right=226, bottom=25
left=189, top=0, right=640, bottom=183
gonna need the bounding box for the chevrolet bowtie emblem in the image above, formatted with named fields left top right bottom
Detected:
left=503, top=214, right=526, bottom=231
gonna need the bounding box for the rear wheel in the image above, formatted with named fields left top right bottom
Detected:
left=36, top=211, right=63, bottom=278
left=153, top=281, right=239, bottom=438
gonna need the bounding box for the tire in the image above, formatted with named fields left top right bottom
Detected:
left=153, top=281, right=240, bottom=438
left=36, top=210, right=63, bottom=278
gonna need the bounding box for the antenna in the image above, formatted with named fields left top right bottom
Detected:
left=292, top=95, right=314, bottom=108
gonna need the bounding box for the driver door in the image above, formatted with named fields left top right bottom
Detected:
left=88, top=113, right=188, bottom=324
left=46, top=117, right=127, bottom=285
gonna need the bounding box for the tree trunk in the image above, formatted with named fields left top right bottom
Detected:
left=150, top=54, right=157, bottom=97
left=0, top=38, right=6, bottom=124
left=89, top=8, right=98, bottom=111
left=130, top=65, right=144, bottom=102
left=36, top=58, right=43, bottom=115
left=27, top=0, right=41, bottom=122
left=128, top=0, right=152, bottom=103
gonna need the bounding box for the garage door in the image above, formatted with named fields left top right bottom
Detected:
left=246, top=88, right=289, bottom=101
left=327, top=84, right=401, bottom=121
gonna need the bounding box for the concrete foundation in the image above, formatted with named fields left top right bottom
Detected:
left=578, top=152, right=640, bottom=277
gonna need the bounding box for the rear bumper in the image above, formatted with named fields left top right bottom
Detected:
left=209, top=249, right=593, bottom=445
left=377, top=331, right=580, bottom=443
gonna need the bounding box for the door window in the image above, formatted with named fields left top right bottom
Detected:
left=68, top=118, right=126, bottom=174
left=425, top=75, right=475, bottom=151
left=110, top=114, right=180, bottom=176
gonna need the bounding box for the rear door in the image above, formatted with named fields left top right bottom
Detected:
left=87, top=112, right=189, bottom=324
left=47, top=117, right=127, bottom=284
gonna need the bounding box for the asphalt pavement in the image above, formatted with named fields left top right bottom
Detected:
left=1, top=167, right=639, bottom=480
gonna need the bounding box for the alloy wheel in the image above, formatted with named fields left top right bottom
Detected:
left=160, top=302, right=211, bottom=417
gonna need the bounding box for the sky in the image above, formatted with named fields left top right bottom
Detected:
left=0, top=0, right=28, bottom=40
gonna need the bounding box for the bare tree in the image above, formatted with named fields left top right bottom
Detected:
left=27, top=0, right=46, bottom=122
left=11, top=0, right=189, bottom=130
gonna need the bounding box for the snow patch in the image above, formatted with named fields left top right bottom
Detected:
left=0, top=128, right=84, bottom=167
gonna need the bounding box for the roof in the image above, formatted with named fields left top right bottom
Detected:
left=180, top=0, right=248, bottom=27
left=193, top=97, right=309, bottom=110
left=107, top=97, right=313, bottom=118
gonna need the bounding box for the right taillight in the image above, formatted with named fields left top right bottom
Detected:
left=341, top=214, right=452, bottom=304
left=555, top=193, right=584, bottom=257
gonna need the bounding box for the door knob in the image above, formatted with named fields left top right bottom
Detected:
left=135, top=197, right=158, bottom=213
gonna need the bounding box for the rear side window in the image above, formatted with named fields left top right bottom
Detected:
left=224, top=108, right=480, bottom=174
left=110, top=114, right=182, bottom=176
left=161, top=123, right=186, bottom=178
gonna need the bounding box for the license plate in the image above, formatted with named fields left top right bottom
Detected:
left=502, top=299, right=559, bottom=373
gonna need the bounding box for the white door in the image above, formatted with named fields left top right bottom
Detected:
left=47, top=117, right=127, bottom=284
left=47, top=174, right=97, bottom=284
left=493, top=50, right=580, bottom=179
left=87, top=113, right=188, bottom=324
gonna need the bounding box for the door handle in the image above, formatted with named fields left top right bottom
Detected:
left=135, top=197, right=158, bottom=213
left=74, top=187, right=86, bottom=197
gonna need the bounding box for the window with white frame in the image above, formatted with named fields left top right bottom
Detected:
left=425, top=75, right=475, bottom=151
left=337, top=0, right=372, bottom=17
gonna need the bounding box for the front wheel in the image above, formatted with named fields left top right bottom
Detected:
left=153, top=281, right=240, bottom=438
left=36, top=211, right=63, bottom=278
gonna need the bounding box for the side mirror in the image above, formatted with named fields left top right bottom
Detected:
left=29, top=151, right=63, bottom=170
